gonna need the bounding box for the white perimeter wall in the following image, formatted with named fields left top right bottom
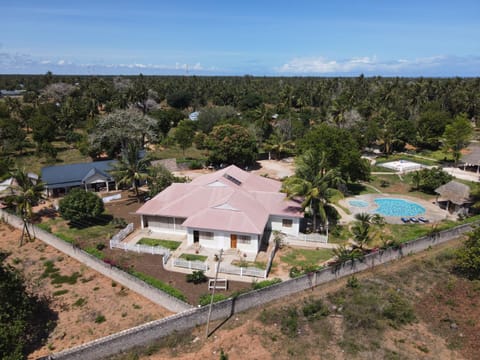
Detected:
left=269, top=215, right=300, bottom=236
left=186, top=228, right=259, bottom=254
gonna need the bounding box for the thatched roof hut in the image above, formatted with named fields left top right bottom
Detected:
left=435, top=181, right=471, bottom=205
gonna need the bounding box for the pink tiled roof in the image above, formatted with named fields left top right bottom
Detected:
left=136, top=165, right=302, bottom=234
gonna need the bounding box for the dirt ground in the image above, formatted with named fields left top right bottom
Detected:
left=0, top=223, right=172, bottom=359
left=172, top=159, right=295, bottom=181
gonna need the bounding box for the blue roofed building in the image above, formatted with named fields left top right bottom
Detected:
left=41, top=160, right=117, bottom=197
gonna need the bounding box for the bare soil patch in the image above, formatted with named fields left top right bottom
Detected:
left=0, top=223, right=171, bottom=359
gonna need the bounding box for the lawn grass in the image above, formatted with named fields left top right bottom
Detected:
left=42, top=216, right=118, bottom=247
left=14, top=139, right=90, bottom=174
left=386, top=224, right=433, bottom=243
left=280, top=248, right=334, bottom=268
left=179, top=253, right=208, bottom=262
left=416, top=149, right=455, bottom=163
left=371, top=164, right=397, bottom=172
left=137, top=238, right=181, bottom=250
left=150, top=144, right=207, bottom=161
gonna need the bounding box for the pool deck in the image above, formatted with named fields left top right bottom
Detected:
left=340, top=193, right=455, bottom=224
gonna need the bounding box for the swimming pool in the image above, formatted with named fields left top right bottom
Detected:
left=349, top=200, right=369, bottom=207
left=373, top=198, right=425, bottom=217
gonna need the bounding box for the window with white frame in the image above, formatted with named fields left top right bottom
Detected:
left=199, top=231, right=214, bottom=240
left=282, top=219, right=293, bottom=228
left=238, top=235, right=251, bottom=244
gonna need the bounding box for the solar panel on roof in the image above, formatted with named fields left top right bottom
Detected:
left=223, top=173, right=242, bottom=186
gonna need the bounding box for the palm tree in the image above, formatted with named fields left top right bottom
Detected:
left=282, top=150, right=343, bottom=232
left=6, top=169, right=45, bottom=245
left=263, top=131, right=295, bottom=160
left=350, top=212, right=385, bottom=250
left=110, top=143, right=150, bottom=202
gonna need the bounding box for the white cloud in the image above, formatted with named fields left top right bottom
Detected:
left=276, top=55, right=480, bottom=75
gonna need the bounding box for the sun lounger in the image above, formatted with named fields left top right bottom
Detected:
left=401, top=217, right=410, bottom=223
left=418, top=216, right=429, bottom=223
left=410, top=217, right=419, bottom=223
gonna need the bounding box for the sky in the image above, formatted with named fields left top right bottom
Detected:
left=1, top=0, right=479, bottom=77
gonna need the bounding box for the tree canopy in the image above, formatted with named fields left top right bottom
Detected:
left=59, top=188, right=105, bottom=223
left=88, top=108, right=157, bottom=158
left=206, top=124, right=257, bottom=167
left=0, top=252, right=56, bottom=360
left=298, top=123, right=370, bottom=182
left=443, top=113, right=473, bottom=164
left=455, top=227, right=480, bottom=280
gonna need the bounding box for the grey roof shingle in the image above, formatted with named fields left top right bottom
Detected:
left=41, top=160, right=117, bottom=189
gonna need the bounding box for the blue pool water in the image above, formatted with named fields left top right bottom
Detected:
left=349, top=200, right=369, bottom=208
left=374, top=198, right=425, bottom=217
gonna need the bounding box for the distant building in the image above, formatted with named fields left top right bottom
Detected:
left=0, top=89, right=26, bottom=97
left=189, top=111, right=200, bottom=121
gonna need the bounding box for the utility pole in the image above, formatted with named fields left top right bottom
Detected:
left=205, top=248, right=223, bottom=338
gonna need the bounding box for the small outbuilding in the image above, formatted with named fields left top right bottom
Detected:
left=435, top=180, right=472, bottom=215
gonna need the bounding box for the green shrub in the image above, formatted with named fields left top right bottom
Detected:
left=186, top=270, right=208, bottom=284
left=179, top=253, right=208, bottom=261
left=37, top=223, right=52, bottom=233
left=85, top=247, right=105, bottom=260
left=252, top=278, right=282, bottom=290
left=73, top=298, right=87, bottom=307
left=289, top=266, right=302, bottom=278
left=130, top=270, right=187, bottom=302
left=53, top=289, right=69, bottom=296
left=346, top=276, right=360, bottom=289
left=302, top=298, right=330, bottom=320
left=59, top=188, right=105, bottom=222
left=55, top=232, right=75, bottom=244
left=95, top=315, right=106, bottom=324
left=96, top=243, right=106, bottom=251
left=382, top=289, right=416, bottom=328
left=189, top=160, right=204, bottom=170
left=111, top=217, right=127, bottom=228
left=280, top=306, right=299, bottom=337
left=219, top=348, right=229, bottom=360
left=199, top=293, right=228, bottom=306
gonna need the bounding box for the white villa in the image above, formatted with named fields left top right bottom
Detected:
left=136, top=165, right=303, bottom=256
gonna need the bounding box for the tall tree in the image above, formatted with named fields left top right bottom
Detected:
left=110, top=143, right=150, bottom=201
left=174, top=120, right=196, bottom=158
left=6, top=170, right=45, bottom=245
left=206, top=124, right=258, bottom=167
left=89, top=108, right=157, bottom=158
left=443, top=113, right=473, bottom=165
left=282, top=150, right=343, bottom=232
left=298, top=123, right=370, bottom=182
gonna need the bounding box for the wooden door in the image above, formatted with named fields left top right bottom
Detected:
left=230, top=234, right=237, bottom=248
